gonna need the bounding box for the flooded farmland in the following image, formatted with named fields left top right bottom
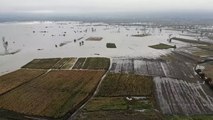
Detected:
left=1, top=21, right=213, bottom=120
left=0, top=21, right=198, bottom=75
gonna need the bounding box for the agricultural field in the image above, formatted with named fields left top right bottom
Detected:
left=75, top=110, right=161, bottom=120
left=106, top=43, right=117, bottom=48
left=75, top=97, right=161, bottom=120
left=192, top=45, right=213, bottom=57
left=74, top=73, right=162, bottom=120
left=60, top=58, right=77, bottom=69
left=110, top=58, right=196, bottom=80
left=97, top=73, right=153, bottom=97
left=149, top=43, right=176, bottom=49
left=82, top=57, right=110, bottom=70
left=0, top=69, right=46, bottom=95
left=0, top=70, right=105, bottom=119
left=154, top=77, right=213, bottom=115
left=72, top=58, right=87, bottom=69
left=22, top=58, right=61, bottom=69
left=72, top=57, right=110, bottom=70
left=52, top=58, right=72, bottom=69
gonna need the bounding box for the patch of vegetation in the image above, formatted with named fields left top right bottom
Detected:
left=85, top=97, right=154, bottom=111
left=75, top=109, right=161, bottom=120
left=0, top=69, right=46, bottom=95
left=128, top=98, right=153, bottom=110
left=82, top=57, right=110, bottom=70
left=106, top=43, right=117, bottom=48
left=97, top=73, right=153, bottom=97
left=131, top=34, right=149, bottom=37
left=22, top=58, right=61, bottom=69
left=0, top=70, right=105, bottom=118
left=84, top=97, right=127, bottom=111
left=192, top=46, right=213, bottom=57
left=86, top=37, right=103, bottom=41
left=149, top=43, right=176, bottom=50
left=74, top=73, right=160, bottom=120
left=197, top=45, right=213, bottom=51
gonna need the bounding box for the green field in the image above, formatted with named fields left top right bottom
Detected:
left=52, top=58, right=71, bottom=69
left=149, top=43, right=176, bottom=50
left=97, top=73, right=153, bottom=97
left=83, top=57, right=110, bottom=70
left=72, top=57, right=110, bottom=70
left=74, top=73, right=160, bottom=120
left=22, top=58, right=61, bottom=69
left=106, top=43, right=117, bottom=48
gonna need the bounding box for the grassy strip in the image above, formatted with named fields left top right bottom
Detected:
left=197, top=45, right=213, bottom=51
left=75, top=110, right=162, bottom=120
left=131, top=34, right=149, bottom=37
left=84, top=97, right=127, bottom=111
left=149, top=43, right=176, bottom=50
left=84, top=97, right=154, bottom=112
left=192, top=46, right=213, bottom=57
left=106, top=43, right=117, bottom=48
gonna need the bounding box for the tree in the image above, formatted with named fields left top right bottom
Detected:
left=2, top=37, right=9, bottom=54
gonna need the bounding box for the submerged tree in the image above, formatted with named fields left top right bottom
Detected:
left=2, top=37, right=9, bottom=54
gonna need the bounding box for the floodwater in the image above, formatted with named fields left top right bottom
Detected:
left=0, top=21, right=199, bottom=75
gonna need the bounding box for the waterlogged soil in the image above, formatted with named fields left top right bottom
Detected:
left=154, top=77, right=213, bottom=115
left=110, top=57, right=196, bottom=80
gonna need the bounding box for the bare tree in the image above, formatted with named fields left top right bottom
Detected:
left=2, top=37, right=8, bottom=54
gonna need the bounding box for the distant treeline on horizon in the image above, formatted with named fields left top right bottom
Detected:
left=0, top=12, right=213, bottom=25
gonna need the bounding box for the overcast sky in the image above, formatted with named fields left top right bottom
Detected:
left=0, top=0, right=213, bottom=14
